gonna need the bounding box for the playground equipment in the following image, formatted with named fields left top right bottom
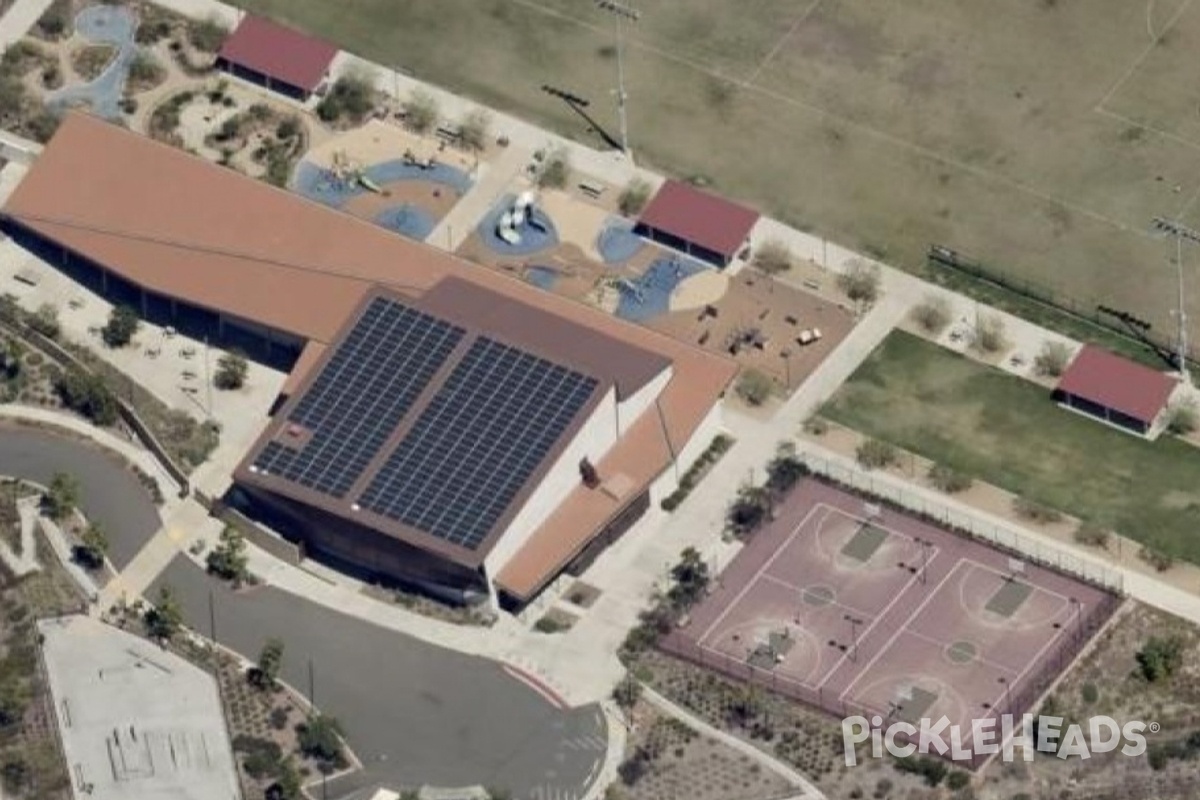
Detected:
left=495, top=191, right=544, bottom=246
left=329, top=150, right=383, bottom=195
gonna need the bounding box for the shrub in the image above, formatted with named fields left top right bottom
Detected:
left=72, top=44, right=117, bottom=81
left=269, top=706, right=290, bottom=731
left=276, top=116, right=301, bottom=141
left=617, top=178, right=651, bottom=216
left=42, top=472, right=78, bottom=521
left=297, top=715, right=346, bottom=770
left=856, top=438, right=897, bottom=470
left=911, top=295, right=951, bottom=334
left=537, top=147, right=571, bottom=189
left=766, top=440, right=806, bottom=494
left=127, top=52, right=165, bottom=90
left=735, top=369, right=773, bottom=406
left=36, top=0, right=71, bottom=40
left=1081, top=682, right=1099, bottom=704
left=1139, top=544, right=1175, bottom=572
left=101, top=305, right=140, bottom=347
left=752, top=239, right=792, bottom=275
left=28, top=303, right=60, bottom=339
left=837, top=260, right=881, bottom=305
left=74, top=522, right=108, bottom=569
left=974, top=313, right=1007, bottom=353
left=727, top=484, right=772, bottom=536
left=945, top=771, right=970, bottom=790
left=214, top=350, right=248, bottom=390
left=612, top=674, right=641, bottom=711
left=1033, top=341, right=1072, bottom=377
left=188, top=16, right=228, bottom=53
left=1073, top=523, right=1109, bottom=549
left=458, top=108, right=491, bottom=152
left=533, top=616, right=566, bottom=634
left=401, top=89, right=439, bottom=133
left=317, top=71, right=377, bottom=124
left=892, top=755, right=947, bottom=786
left=206, top=526, right=249, bottom=583
left=927, top=463, right=971, bottom=494
left=1012, top=496, right=1061, bottom=524
left=25, top=108, right=61, bottom=143
left=233, top=735, right=282, bottom=779
left=803, top=416, right=829, bottom=436
left=1166, top=401, right=1197, bottom=436
left=1136, top=635, right=1184, bottom=682
left=55, top=370, right=118, bottom=426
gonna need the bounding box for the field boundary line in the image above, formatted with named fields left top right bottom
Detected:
left=743, top=0, right=826, bottom=85
left=1095, top=0, right=1195, bottom=111
left=839, top=559, right=963, bottom=702
left=514, top=0, right=1147, bottom=239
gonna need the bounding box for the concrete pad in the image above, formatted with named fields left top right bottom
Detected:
left=38, top=615, right=240, bottom=800
left=537, top=188, right=609, bottom=262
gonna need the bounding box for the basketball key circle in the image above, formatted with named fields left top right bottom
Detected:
left=945, top=640, right=978, bottom=665
left=803, top=585, right=836, bottom=607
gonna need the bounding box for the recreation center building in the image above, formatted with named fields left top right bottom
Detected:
left=0, top=113, right=737, bottom=607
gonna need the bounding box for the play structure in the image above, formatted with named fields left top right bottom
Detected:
left=329, top=150, right=383, bottom=195
left=615, top=256, right=709, bottom=323
left=478, top=193, right=559, bottom=256
left=495, top=191, right=543, bottom=246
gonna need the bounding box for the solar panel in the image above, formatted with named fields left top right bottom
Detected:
left=359, top=337, right=599, bottom=550
left=253, top=297, right=465, bottom=497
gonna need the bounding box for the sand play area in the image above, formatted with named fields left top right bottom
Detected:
left=304, top=119, right=475, bottom=175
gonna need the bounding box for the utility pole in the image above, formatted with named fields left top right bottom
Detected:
left=1151, top=217, right=1195, bottom=385
left=596, top=0, right=640, bottom=156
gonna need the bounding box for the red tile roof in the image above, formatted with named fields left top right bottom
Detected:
left=637, top=179, right=760, bottom=259
left=1056, top=345, right=1177, bottom=423
left=218, top=14, right=337, bottom=93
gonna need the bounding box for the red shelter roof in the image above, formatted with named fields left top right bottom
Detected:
left=637, top=179, right=760, bottom=260
left=1056, top=344, right=1177, bottom=423
left=218, top=14, right=337, bottom=93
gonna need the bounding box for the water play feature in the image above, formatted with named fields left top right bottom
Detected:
left=477, top=193, right=558, bottom=256
left=47, top=5, right=138, bottom=119
left=597, top=219, right=645, bottom=264
left=615, top=256, right=709, bottom=323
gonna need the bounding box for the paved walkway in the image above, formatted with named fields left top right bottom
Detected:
left=0, top=0, right=52, bottom=53
left=0, top=496, right=40, bottom=577
left=428, top=143, right=530, bottom=251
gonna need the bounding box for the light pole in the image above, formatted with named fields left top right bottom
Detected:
left=596, top=0, right=639, bottom=156
left=1151, top=216, right=1195, bottom=385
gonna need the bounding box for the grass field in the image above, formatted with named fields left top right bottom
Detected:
left=822, top=330, right=1200, bottom=563
left=234, top=0, right=1200, bottom=342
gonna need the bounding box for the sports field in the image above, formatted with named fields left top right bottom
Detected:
left=662, top=480, right=1116, bottom=763
left=823, top=330, right=1200, bottom=563
left=236, top=0, right=1200, bottom=341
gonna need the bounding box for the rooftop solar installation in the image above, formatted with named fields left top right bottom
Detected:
left=253, top=297, right=465, bottom=497
left=359, top=336, right=599, bottom=550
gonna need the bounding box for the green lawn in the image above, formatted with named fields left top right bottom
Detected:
left=823, top=330, right=1200, bottom=562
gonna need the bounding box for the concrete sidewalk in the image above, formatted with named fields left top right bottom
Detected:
left=0, top=0, right=53, bottom=53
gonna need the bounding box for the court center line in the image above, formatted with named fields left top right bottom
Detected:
left=697, top=503, right=826, bottom=645
left=839, top=559, right=964, bottom=703
left=818, top=544, right=943, bottom=689
left=900, top=627, right=1021, bottom=676
left=758, top=573, right=881, bottom=623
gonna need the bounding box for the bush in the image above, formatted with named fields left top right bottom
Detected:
left=28, top=303, right=60, bottom=339
left=233, top=735, right=282, bottom=779
left=401, top=89, right=439, bottom=133
left=214, top=350, right=248, bottom=390
left=837, top=260, right=881, bottom=305
left=927, top=463, right=971, bottom=493
left=803, top=416, right=829, bottom=436
left=206, top=526, right=249, bottom=583
left=945, top=771, right=970, bottom=790
left=1081, top=682, right=1099, bottom=704
left=276, top=116, right=301, bottom=141
left=1166, top=401, right=1198, bottom=435
left=317, top=72, right=377, bottom=124
left=856, top=438, right=897, bottom=470
left=974, top=313, right=1007, bottom=353
left=1139, top=544, right=1175, bottom=572
left=55, top=369, right=118, bottom=426
left=458, top=108, right=491, bottom=152
left=752, top=240, right=792, bottom=275
left=25, top=108, right=61, bottom=143
left=617, top=178, right=651, bottom=217
left=127, top=52, right=165, bottom=90
left=1012, top=496, right=1061, bottom=524
left=533, top=616, right=567, bottom=634
left=269, top=706, right=290, bottom=731
left=297, top=715, right=346, bottom=770
left=911, top=295, right=951, bottom=334
left=1136, top=635, right=1184, bottom=683
left=537, top=147, right=571, bottom=189
left=726, top=484, right=772, bottom=537
left=1073, top=523, right=1109, bottom=549
left=42, top=472, right=78, bottom=521
left=612, top=674, right=641, bottom=711
left=101, top=305, right=140, bottom=347
left=188, top=16, right=228, bottom=53
left=74, top=522, right=108, bottom=569
left=735, top=369, right=773, bottom=406
left=892, top=755, right=948, bottom=786
left=36, top=0, right=70, bottom=40
left=1033, top=341, right=1072, bottom=377
left=766, top=440, right=806, bottom=494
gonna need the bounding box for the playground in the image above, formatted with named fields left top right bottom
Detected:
left=291, top=120, right=475, bottom=241
left=664, top=480, right=1118, bottom=763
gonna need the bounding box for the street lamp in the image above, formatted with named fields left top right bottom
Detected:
left=595, top=0, right=640, bottom=156
left=1151, top=216, right=1195, bottom=385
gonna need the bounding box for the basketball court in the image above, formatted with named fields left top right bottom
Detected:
left=670, top=480, right=1116, bottom=754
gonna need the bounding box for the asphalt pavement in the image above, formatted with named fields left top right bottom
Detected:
left=0, top=425, right=161, bottom=566
left=153, top=555, right=608, bottom=800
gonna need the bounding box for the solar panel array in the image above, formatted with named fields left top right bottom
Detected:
left=253, top=297, right=465, bottom=497
left=359, top=337, right=599, bottom=550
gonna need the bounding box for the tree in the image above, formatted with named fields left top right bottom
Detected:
left=612, top=673, right=641, bottom=712
left=910, top=295, right=950, bottom=334
left=266, top=757, right=302, bottom=800
left=855, top=438, right=897, bottom=470
left=667, top=547, right=710, bottom=609
left=617, top=178, right=651, bottom=217
left=727, top=483, right=772, bottom=536
left=1034, top=340, right=1072, bottom=377
left=214, top=350, right=249, bottom=390
left=752, top=239, right=792, bottom=276
left=252, top=637, right=285, bottom=690
left=28, top=302, right=60, bottom=339
left=536, top=147, right=571, bottom=189
left=0, top=679, right=28, bottom=727
left=42, top=471, right=78, bottom=521
left=145, top=584, right=184, bottom=641
left=297, top=714, right=346, bottom=770
left=206, top=526, right=249, bottom=584
left=55, top=370, right=118, bottom=426
left=837, top=260, right=881, bottom=306
left=973, top=313, right=1007, bottom=354
left=75, top=522, right=108, bottom=570
left=188, top=15, right=228, bottom=52
left=317, top=71, right=377, bottom=124
left=458, top=108, right=491, bottom=152
left=766, top=440, right=806, bottom=493
left=735, top=368, right=773, bottom=406
left=1136, top=636, right=1184, bottom=683
left=401, top=89, right=439, bottom=133
left=101, top=305, right=140, bottom=348
left=927, top=463, right=972, bottom=494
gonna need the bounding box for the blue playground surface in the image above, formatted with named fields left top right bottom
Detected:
left=291, top=159, right=473, bottom=209
left=374, top=204, right=436, bottom=242
left=597, top=220, right=645, bottom=264
left=477, top=195, right=559, bottom=257
left=47, top=5, right=137, bottom=119
left=524, top=266, right=560, bottom=291
left=615, top=256, right=709, bottom=323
